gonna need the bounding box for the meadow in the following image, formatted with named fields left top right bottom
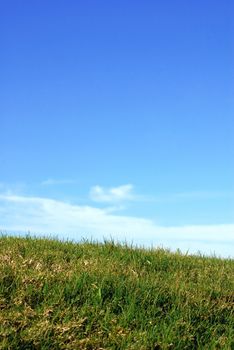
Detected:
left=0, top=235, right=233, bottom=349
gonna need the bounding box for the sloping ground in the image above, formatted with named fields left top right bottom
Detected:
left=0, top=235, right=233, bottom=349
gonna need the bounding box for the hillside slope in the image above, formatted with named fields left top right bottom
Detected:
left=0, top=236, right=233, bottom=349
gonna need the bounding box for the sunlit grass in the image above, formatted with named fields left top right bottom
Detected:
left=0, top=235, right=233, bottom=349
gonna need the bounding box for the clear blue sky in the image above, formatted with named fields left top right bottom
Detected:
left=1, top=1, right=233, bottom=257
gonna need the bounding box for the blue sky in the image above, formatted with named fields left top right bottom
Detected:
left=1, top=1, right=234, bottom=257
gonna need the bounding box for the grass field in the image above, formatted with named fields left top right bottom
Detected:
left=0, top=235, right=233, bottom=349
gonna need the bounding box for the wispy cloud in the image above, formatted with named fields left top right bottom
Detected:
left=144, top=190, right=234, bottom=204
left=0, top=193, right=233, bottom=258
left=171, top=191, right=233, bottom=200
left=90, top=184, right=135, bottom=203
left=41, top=178, right=76, bottom=186
left=89, top=186, right=233, bottom=205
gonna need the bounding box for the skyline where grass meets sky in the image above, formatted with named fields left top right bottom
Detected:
left=1, top=1, right=234, bottom=258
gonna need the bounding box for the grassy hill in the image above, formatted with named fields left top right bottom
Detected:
left=0, top=235, right=233, bottom=349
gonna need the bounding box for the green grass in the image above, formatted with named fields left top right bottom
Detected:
left=0, top=235, right=233, bottom=349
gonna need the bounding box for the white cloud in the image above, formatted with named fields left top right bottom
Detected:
left=0, top=193, right=234, bottom=258
left=90, top=184, right=134, bottom=203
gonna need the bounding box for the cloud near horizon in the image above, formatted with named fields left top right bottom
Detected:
left=0, top=193, right=233, bottom=258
